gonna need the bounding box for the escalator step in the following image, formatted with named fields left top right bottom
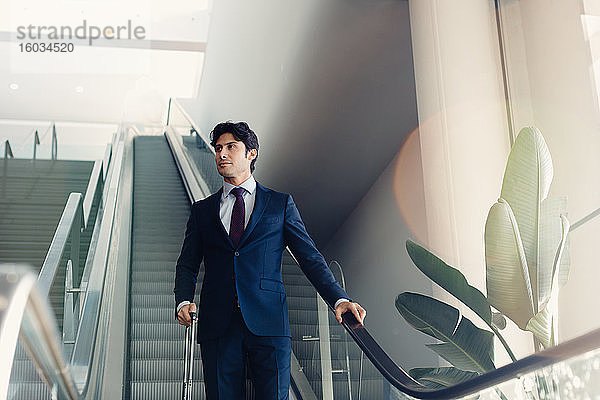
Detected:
left=129, top=381, right=206, bottom=400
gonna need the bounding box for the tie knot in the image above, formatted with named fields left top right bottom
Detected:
left=231, top=187, right=245, bottom=199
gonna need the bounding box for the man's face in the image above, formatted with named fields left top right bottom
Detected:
left=214, top=132, right=256, bottom=180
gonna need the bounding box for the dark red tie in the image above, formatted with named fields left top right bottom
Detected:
left=229, top=187, right=246, bottom=247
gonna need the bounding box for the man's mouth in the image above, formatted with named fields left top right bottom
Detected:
left=218, top=162, right=231, bottom=167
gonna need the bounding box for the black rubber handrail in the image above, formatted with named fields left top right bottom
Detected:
left=340, top=312, right=600, bottom=399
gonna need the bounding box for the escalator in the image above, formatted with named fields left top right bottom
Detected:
left=4, top=127, right=600, bottom=400
left=126, top=135, right=205, bottom=399
left=0, top=159, right=97, bottom=327
left=1, top=159, right=99, bottom=399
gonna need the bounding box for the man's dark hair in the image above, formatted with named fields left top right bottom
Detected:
left=210, top=121, right=259, bottom=173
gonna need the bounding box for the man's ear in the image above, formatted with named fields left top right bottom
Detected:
left=249, top=149, right=257, bottom=160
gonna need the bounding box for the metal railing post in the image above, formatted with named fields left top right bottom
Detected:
left=4, top=140, right=13, bottom=159
left=317, top=294, right=334, bottom=400
left=329, top=260, right=354, bottom=400
left=33, top=130, right=40, bottom=160
left=70, top=206, right=81, bottom=287
left=63, top=261, right=76, bottom=349
left=51, top=123, right=58, bottom=160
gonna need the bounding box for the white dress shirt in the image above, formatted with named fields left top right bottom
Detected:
left=177, top=175, right=349, bottom=314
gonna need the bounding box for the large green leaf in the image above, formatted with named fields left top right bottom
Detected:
left=396, top=292, right=495, bottom=373
left=485, top=199, right=535, bottom=329
left=409, top=367, right=479, bottom=389
left=406, top=240, right=491, bottom=324
left=526, top=215, right=570, bottom=348
left=500, top=126, right=553, bottom=304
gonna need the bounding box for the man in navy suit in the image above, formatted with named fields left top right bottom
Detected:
left=174, top=121, right=366, bottom=399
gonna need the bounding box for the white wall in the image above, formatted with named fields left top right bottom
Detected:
left=183, top=0, right=417, bottom=247
left=500, top=0, right=600, bottom=342
left=324, top=129, right=437, bottom=369
left=408, top=0, right=534, bottom=365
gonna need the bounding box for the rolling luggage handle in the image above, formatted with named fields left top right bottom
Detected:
left=182, top=311, right=197, bottom=400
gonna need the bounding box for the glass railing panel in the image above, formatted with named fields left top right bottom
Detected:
left=451, top=344, right=600, bottom=400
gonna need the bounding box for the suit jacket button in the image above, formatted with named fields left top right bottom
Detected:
left=234, top=251, right=240, bottom=256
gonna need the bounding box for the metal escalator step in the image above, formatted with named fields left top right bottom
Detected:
left=131, top=295, right=176, bottom=308
left=132, top=238, right=183, bottom=247
left=131, top=261, right=189, bottom=272
left=131, top=359, right=203, bottom=381
left=131, top=323, right=188, bottom=340
left=6, top=382, right=50, bottom=399
left=282, top=274, right=312, bottom=286
left=129, top=381, right=206, bottom=400
left=288, top=309, right=319, bottom=325
left=132, top=243, right=184, bottom=253
left=132, top=271, right=178, bottom=281
left=9, top=359, right=43, bottom=382
left=130, top=339, right=201, bottom=360
left=286, top=296, right=318, bottom=310
left=128, top=135, right=198, bottom=399
left=131, top=307, right=180, bottom=324
left=131, top=253, right=180, bottom=262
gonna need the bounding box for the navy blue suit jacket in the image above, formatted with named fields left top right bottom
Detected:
left=174, top=182, right=349, bottom=341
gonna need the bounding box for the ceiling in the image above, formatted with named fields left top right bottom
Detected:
left=0, top=0, right=211, bottom=126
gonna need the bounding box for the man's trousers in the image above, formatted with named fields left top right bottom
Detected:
left=200, top=308, right=291, bottom=400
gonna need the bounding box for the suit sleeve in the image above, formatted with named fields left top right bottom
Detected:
left=283, top=195, right=350, bottom=308
left=174, top=204, right=203, bottom=308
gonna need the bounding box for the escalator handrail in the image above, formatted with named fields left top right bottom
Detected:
left=69, top=134, right=128, bottom=392
left=167, top=98, right=213, bottom=152
left=0, top=264, right=79, bottom=400
left=340, top=310, right=600, bottom=399
left=164, top=126, right=210, bottom=202
left=38, top=154, right=108, bottom=298
left=37, top=192, right=84, bottom=298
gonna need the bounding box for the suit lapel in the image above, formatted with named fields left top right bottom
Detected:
left=213, top=188, right=235, bottom=248
left=238, top=183, right=270, bottom=248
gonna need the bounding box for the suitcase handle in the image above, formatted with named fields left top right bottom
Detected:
left=182, top=311, right=197, bottom=400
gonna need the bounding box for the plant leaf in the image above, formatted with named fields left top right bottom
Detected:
left=526, top=215, right=570, bottom=347
left=409, top=367, right=479, bottom=389
left=485, top=199, right=535, bottom=329
left=406, top=240, right=492, bottom=324
left=500, top=126, right=553, bottom=305
left=395, top=292, right=495, bottom=373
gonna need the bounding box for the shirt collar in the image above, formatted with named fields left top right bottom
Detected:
left=222, top=175, right=256, bottom=199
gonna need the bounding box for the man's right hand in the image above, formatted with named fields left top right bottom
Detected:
left=177, top=303, right=197, bottom=326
